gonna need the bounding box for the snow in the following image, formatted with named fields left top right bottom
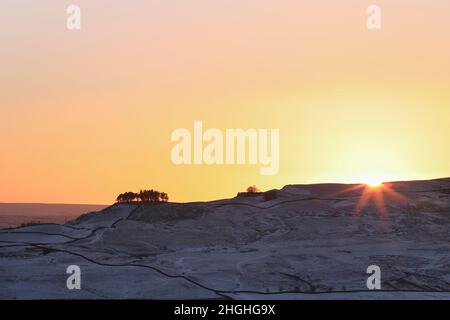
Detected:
left=1, top=178, right=449, bottom=299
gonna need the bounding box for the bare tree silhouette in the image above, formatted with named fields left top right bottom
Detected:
left=246, top=185, right=261, bottom=193
left=117, top=189, right=169, bottom=204
left=116, top=192, right=138, bottom=203
left=159, top=192, right=169, bottom=202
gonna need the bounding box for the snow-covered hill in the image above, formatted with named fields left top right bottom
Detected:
left=1, top=179, right=449, bottom=299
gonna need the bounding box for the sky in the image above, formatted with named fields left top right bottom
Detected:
left=1, top=0, right=449, bottom=204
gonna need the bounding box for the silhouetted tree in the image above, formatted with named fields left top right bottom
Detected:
left=159, top=192, right=169, bottom=202
left=237, top=185, right=262, bottom=197
left=246, top=185, right=260, bottom=193
left=150, top=189, right=160, bottom=202
left=137, top=189, right=169, bottom=203
left=117, top=189, right=169, bottom=204
left=116, top=193, right=125, bottom=203
left=125, top=192, right=138, bottom=203
left=138, top=189, right=150, bottom=202
left=116, top=192, right=138, bottom=203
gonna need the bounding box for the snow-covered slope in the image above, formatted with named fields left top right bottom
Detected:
left=1, top=179, right=449, bottom=299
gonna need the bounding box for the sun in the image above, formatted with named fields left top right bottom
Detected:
left=365, top=178, right=383, bottom=188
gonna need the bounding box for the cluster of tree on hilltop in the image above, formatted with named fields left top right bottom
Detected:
left=237, top=185, right=278, bottom=201
left=116, top=189, right=169, bottom=204
left=116, top=185, right=277, bottom=204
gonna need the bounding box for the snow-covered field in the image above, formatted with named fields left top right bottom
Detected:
left=1, top=179, right=449, bottom=299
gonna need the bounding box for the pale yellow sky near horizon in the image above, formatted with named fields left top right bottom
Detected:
left=1, top=1, right=449, bottom=204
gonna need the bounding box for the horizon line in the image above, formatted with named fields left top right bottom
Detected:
left=1, top=176, right=449, bottom=206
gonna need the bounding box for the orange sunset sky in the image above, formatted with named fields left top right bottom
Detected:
left=1, top=0, right=449, bottom=204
